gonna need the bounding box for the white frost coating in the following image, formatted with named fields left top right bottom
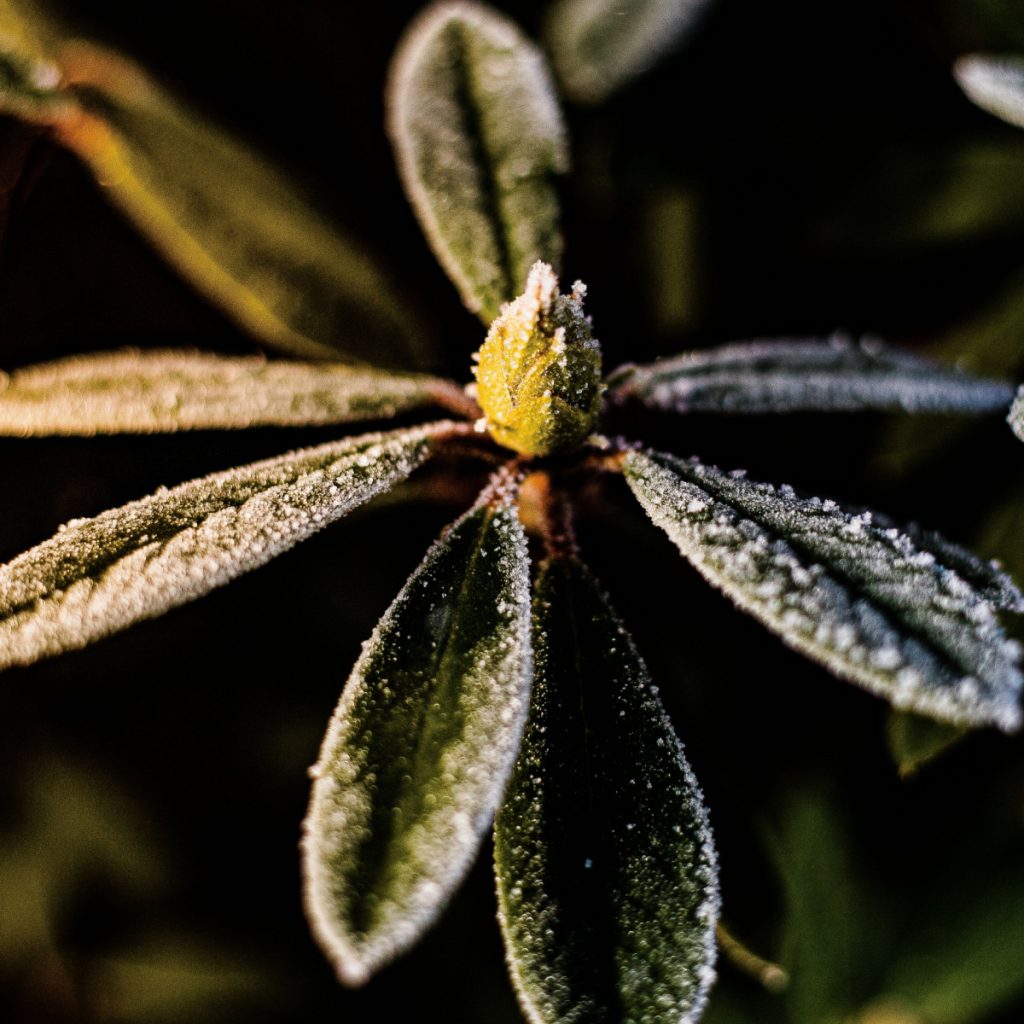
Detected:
left=545, top=0, right=711, bottom=104
left=302, top=476, right=533, bottom=986
left=955, top=54, right=1024, bottom=131
left=607, top=335, right=1016, bottom=415
left=387, top=1, right=568, bottom=322
left=624, top=450, right=1024, bottom=731
left=496, top=560, right=719, bottom=1024
left=1010, top=385, right=1024, bottom=442
left=0, top=422, right=448, bottom=669
left=0, top=350, right=452, bottom=434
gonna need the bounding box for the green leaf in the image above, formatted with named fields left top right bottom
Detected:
left=623, top=450, right=1024, bottom=730
left=0, top=350, right=463, bottom=434
left=387, top=1, right=568, bottom=324
left=0, top=422, right=448, bottom=669
left=955, top=54, right=1024, bottom=131
left=495, top=556, right=719, bottom=1024
left=0, top=34, right=71, bottom=123
left=606, top=337, right=1015, bottom=416
left=545, top=0, right=711, bottom=104
left=1010, top=384, right=1024, bottom=441
left=885, top=709, right=965, bottom=777
left=302, top=479, right=532, bottom=985
left=41, top=42, right=422, bottom=364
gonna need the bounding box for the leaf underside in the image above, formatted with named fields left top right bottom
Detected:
left=303, top=482, right=532, bottom=986
left=607, top=336, right=1016, bottom=415
left=495, top=557, right=719, bottom=1024
left=0, top=351, right=454, bottom=434
left=1011, top=385, right=1024, bottom=441
left=624, top=450, right=1024, bottom=730
left=0, top=423, right=446, bottom=670
left=955, top=54, right=1024, bottom=131
left=544, top=0, right=711, bottom=104
left=387, top=0, right=568, bottom=323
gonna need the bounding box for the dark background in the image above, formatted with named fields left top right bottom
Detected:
left=2, top=1, right=1024, bottom=1021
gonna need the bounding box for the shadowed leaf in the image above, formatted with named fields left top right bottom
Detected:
left=0, top=350, right=461, bottom=434
left=607, top=337, right=1015, bottom=416
left=545, top=0, right=711, bottom=104
left=0, top=422, right=449, bottom=669
left=303, top=477, right=532, bottom=985
left=886, top=710, right=966, bottom=777
left=955, top=54, right=1024, bottom=130
left=387, top=1, right=568, bottom=323
left=624, top=450, right=1024, bottom=730
left=495, top=556, right=719, bottom=1024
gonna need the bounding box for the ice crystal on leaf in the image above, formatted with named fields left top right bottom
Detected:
left=0, top=2, right=1020, bottom=1023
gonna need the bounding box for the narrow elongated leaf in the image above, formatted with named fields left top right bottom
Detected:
left=495, top=557, right=719, bottom=1024
left=545, top=0, right=711, bottom=104
left=1011, top=384, right=1024, bottom=440
left=30, top=42, right=422, bottom=364
left=388, top=1, right=568, bottom=323
left=0, top=351, right=462, bottom=434
left=624, top=450, right=1024, bottom=730
left=607, top=336, right=1016, bottom=415
left=0, top=422, right=450, bottom=669
left=955, top=54, right=1024, bottom=131
left=303, top=479, right=532, bottom=985
left=0, top=36, right=70, bottom=122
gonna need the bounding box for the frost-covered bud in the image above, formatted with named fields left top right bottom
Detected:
left=473, top=261, right=603, bottom=456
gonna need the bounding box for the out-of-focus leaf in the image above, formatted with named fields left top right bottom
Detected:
left=1010, top=385, right=1024, bottom=440
left=977, top=484, right=1024, bottom=587
left=545, top=0, right=711, bottom=104
left=0, top=34, right=425, bottom=364
left=0, top=350, right=463, bottom=434
left=495, top=556, right=719, bottom=1024
left=771, top=792, right=878, bottom=1024
left=387, top=1, right=568, bottom=324
left=0, top=422, right=449, bottom=669
left=955, top=54, right=1024, bottom=130
left=623, top=450, right=1024, bottom=730
left=885, top=710, right=965, bottom=777
left=881, top=863, right=1024, bottom=1023
left=303, top=478, right=532, bottom=985
left=0, top=34, right=69, bottom=122
left=607, top=336, right=1015, bottom=415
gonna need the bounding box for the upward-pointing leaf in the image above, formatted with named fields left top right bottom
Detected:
left=1010, top=385, right=1024, bottom=441
left=955, top=55, right=1024, bottom=131
left=0, top=422, right=449, bottom=670
left=606, top=336, right=1016, bottom=416
left=545, top=0, right=712, bottom=105
left=495, top=556, right=719, bottom=1024
left=624, top=450, right=1024, bottom=730
left=388, top=1, right=568, bottom=324
left=0, top=351, right=463, bottom=434
left=303, top=478, right=532, bottom=986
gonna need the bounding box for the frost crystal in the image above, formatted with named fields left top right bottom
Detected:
left=955, top=54, right=1024, bottom=131
left=624, top=450, right=1024, bottom=731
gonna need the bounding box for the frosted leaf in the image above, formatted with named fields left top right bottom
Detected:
left=0, top=422, right=448, bottom=669
left=303, top=478, right=532, bottom=986
left=544, top=0, right=711, bottom=105
left=0, top=350, right=459, bottom=434
left=495, top=557, right=719, bottom=1024
left=387, top=1, right=568, bottom=324
left=47, top=42, right=420, bottom=364
left=955, top=55, right=1024, bottom=131
left=607, top=336, right=1016, bottom=416
left=624, top=450, right=1024, bottom=731
left=1010, top=385, right=1024, bottom=441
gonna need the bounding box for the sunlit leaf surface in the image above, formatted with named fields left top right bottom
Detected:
left=0, top=423, right=447, bottom=668
left=303, top=479, right=532, bottom=985
left=956, top=54, right=1024, bottom=131
left=0, top=350, right=460, bottom=434
left=545, top=0, right=711, bottom=104
left=495, top=556, right=719, bottom=1024
left=624, top=450, right=1024, bottom=730
left=607, top=337, right=1015, bottom=416
left=388, top=1, right=568, bottom=323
